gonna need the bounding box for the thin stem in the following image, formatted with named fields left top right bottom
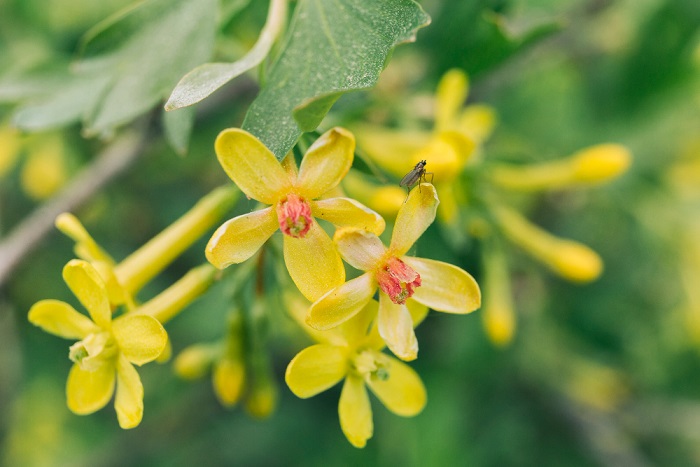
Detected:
left=134, top=263, right=217, bottom=324
left=0, top=127, right=150, bottom=286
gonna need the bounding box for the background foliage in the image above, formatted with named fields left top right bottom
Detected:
left=1, top=0, right=700, bottom=465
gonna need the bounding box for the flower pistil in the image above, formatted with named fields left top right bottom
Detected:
left=276, top=193, right=312, bottom=238
left=375, top=256, right=421, bottom=305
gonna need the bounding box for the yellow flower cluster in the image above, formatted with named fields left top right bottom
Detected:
left=27, top=186, right=238, bottom=428
left=27, top=69, right=628, bottom=448
left=203, top=127, right=482, bottom=447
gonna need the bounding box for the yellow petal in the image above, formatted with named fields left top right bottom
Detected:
left=334, top=228, right=386, bottom=271
left=306, top=273, right=376, bottom=330
left=28, top=299, right=99, bottom=339
left=92, top=261, right=127, bottom=307
left=378, top=294, right=418, bottom=361
left=285, top=344, right=348, bottom=398
left=312, top=197, right=385, bottom=236
left=336, top=299, right=379, bottom=347
left=114, top=355, right=144, bottom=429
left=482, top=243, right=516, bottom=347
left=549, top=241, right=604, bottom=283
left=66, top=360, right=115, bottom=415
left=297, top=127, right=355, bottom=199
left=283, top=220, right=345, bottom=302
left=458, top=104, right=497, bottom=143
left=412, top=131, right=474, bottom=181
left=365, top=354, right=426, bottom=416
left=403, top=257, right=481, bottom=314
left=213, top=357, right=245, bottom=406
left=339, top=374, right=373, bottom=448
left=55, top=212, right=115, bottom=265
left=484, top=297, right=516, bottom=347
left=214, top=128, right=291, bottom=203
left=390, top=183, right=439, bottom=256
left=436, top=182, right=459, bottom=224
left=572, top=144, right=632, bottom=184
left=62, top=260, right=111, bottom=330
left=206, top=207, right=278, bottom=268
left=435, top=68, right=469, bottom=131
left=112, top=314, right=168, bottom=366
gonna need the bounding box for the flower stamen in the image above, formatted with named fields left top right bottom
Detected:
left=276, top=193, right=312, bottom=238
left=376, top=256, right=421, bottom=304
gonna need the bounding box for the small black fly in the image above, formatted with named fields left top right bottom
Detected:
left=399, top=160, right=433, bottom=201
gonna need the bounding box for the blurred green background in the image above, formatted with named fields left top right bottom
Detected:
left=2, top=0, right=700, bottom=465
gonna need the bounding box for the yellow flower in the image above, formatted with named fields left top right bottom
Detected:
left=306, top=184, right=481, bottom=361
left=353, top=69, right=495, bottom=222
left=20, top=134, right=70, bottom=200
left=286, top=299, right=428, bottom=448
left=488, top=144, right=632, bottom=191
left=28, top=260, right=167, bottom=429
left=206, top=127, right=384, bottom=301
left=492, top=205, right=603, bottom=283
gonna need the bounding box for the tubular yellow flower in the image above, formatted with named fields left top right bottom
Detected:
left=306, top=184, right=481, bottom=361
left=286, top=301, right=427, bottom=448
left=493, top=205, right=603, bottom=283
left=20, top=135, right=69, bottom=200
left=489, top=144, right=632, bottom=191
left=27, top=260, right=168, bottom=429
left=482, top=242, right=516, bottom=347
left=174, top=343, right=218, bottom=380
left=206, top=127, right=385, bottom=302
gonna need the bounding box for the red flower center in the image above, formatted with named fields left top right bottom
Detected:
left=376, top=257, right=421, bottom=304
left=276, top=193, right=312, bottom=238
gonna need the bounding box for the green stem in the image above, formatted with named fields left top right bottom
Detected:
left=134, top=263, right=218, bottom=324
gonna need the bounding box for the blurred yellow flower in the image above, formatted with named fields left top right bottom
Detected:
left=306, top=184, right=480, bottom=360
left=489, top=144, right=632, bottom=191
left=28, top=260, right=168, bottom=429
left=286, top=299, right=427, bottom=448
left=174, top=303, right=278, bottom=418
left=174, top=313, right=246, bottom=408
left=0, top=124, right=22, bottom=178
left=352, top=68, right=495, bottom=222
left=20, top=134, right=69, bottom=200
left=206, top=127, right=384, bottom=302
left=493, top=205, right=604, bottom=283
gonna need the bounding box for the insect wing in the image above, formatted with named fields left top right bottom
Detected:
left=400, top=168, right=421, bottom=187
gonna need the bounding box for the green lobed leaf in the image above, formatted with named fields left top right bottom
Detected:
left=12, top=0, right=218, bottom=143
left=241, top=0, right=431, bottom=160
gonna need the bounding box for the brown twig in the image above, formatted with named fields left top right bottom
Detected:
left=0, top=127, right=151, bottom=287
